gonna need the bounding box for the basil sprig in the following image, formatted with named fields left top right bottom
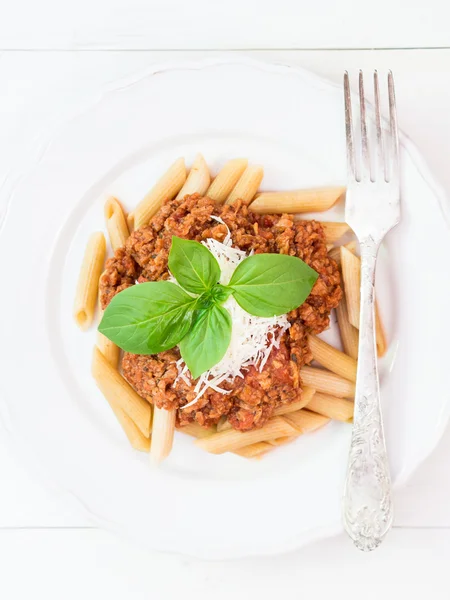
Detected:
left=99, top=236, right=318, bottom=378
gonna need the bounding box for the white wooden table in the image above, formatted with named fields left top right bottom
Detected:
left=1, top=2, right=450, bottom=598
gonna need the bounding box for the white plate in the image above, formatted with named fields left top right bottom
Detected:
left=1, top=57, right=450, bottom=559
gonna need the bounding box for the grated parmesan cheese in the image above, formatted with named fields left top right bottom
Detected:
left=175, top=220, right=290, bottom=408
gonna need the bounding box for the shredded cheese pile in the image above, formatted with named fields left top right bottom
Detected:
left=175, top=217, right=290, bottom=408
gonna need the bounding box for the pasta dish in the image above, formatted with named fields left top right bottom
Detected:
left=73, top=155, right=387, bottom=462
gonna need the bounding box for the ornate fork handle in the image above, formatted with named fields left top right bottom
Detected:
left=342, top=238, right=393, bottom=551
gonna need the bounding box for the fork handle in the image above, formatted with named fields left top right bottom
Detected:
left=342, top=238, right=393, bottom=551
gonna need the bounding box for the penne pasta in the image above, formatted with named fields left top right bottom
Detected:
left=375, top=307, right=388, bottom=357
left=320, top=222, right=351, bottom=244
left=267, top=436, right=297, bottom=447
left=92, top=348, right=150, bottom=451
left=115, top=408, right=151, bottom=452
left=92, top=346, right=152, bottom=437
left=272, top=386, right=316, bottom=416
left=283, top=409, right=331, bottom=433
left=195, top=416, right=297, bottom=454
left=266, top=404, right=330, bottom=449
left=206, top=158, right=248, bottom=203
left=134, top=158, right=187, bottom=229
left=178, top=422, right=270, bottom=458
left=96, top=306, right=121, bottom=368
left=233, top=443, right=272, bottom=458
left=328, top=241, right=358, bottom=267
left=307, top=392, right=354, bottom=422
left=150, top=407, right=176, bottom=463
left=97, top=332, right=121, bottom=369
left=308, top=335, right=357, bottom=382
left=225, top=164, right=264, bottom=205
left=74, top=232, right=106, bottom=330
left=301, top=366, right=355, bottom=398
left=127, top=212, right=135, bottom=233
left=104, top=196, right=130, bottom=251
left=249, top=187, right=346, bottom=214
left=177, top=422, right=216, bottom=438
left=208, top=388, right=338, bottom=451
left=176, top=153, right=210, bottom=199
left=336, top=291, right=359, bottom=360
left=340, top=246, right=388, bottom=357
left=340, top=246, right=361, bottom=330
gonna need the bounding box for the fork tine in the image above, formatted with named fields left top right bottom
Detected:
left=388, top=71, right=399, bottom=182
left=359, top=71, right=370, bottom=180
left=344, top=72, right=356, bottom=180
left=373, top=71, right=385, bottom=181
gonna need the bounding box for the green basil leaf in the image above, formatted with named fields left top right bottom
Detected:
left=168, top=236, right=221, bottom=294
left=227, top=253, right=319, bottom=317
left=98, top=281, right=197, bottom=354
left=179, top=305, right=232, bottom=379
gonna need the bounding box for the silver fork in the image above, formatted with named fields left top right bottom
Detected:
left=342, top=71, right=400, bottom=551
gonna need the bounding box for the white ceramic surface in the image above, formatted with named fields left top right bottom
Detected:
left=1, top=57, right=449, bottom=559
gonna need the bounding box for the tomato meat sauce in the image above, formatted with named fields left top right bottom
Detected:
left=99, top=194, right=341, bottom=431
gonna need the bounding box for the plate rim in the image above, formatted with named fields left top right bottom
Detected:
left=1, top=55, right=449, bottom=559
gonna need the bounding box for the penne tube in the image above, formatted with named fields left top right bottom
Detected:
left=225, top=165, right=264, bottom=205
left=206, top=158, right=248, bottom=203
left=178, top=422, right=270, bottom=458
left=195, top=416, right=297, bottom=454
left=95, top=312, right=147, bottom=450
left=96, top=306, right=121, bottom=368
left=328, top=241, right=357, bottom=267
left=177, top=422, right=216, bottom=438
left=340, top=246, right=388, bottom=357
left=234, top=442, right=272, bottom=458
left=104, top=196, right=130, bottom=251
left=375, top=308, right=388, bottom=357
left=92, top=346, right=151, bottom=437
left=320, top=222, right=351, bottom=244
left=283, top=409, right=331, bottom=433
left=267, top=436, right=297, bottom=447
left=336, top=291, right=359, bottom=360
left=176, top=153, right=210, bottom=199
left=249, top=187, right=346, bottom=214
left=97, top=332, right=121, bottom=369
left=262, top=408, right=330, bottom=449
left=115, top=408, right=151, bottom=452
left=272, top=386, right=316, bottom=416
left=74, top=232, right=106, bottom=330
left=308, top=335, right=357, bottom=383
left=134, top=158, right=187, bottom=229
left=301, top=366, right=355, bottom=398
left=150, top=407, right=176, bottom=463
left=127, top=212, right=135, bottom=233
left=307, top=392, right=354, bottom=422
left=340, top=246, right=361, bottom=330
